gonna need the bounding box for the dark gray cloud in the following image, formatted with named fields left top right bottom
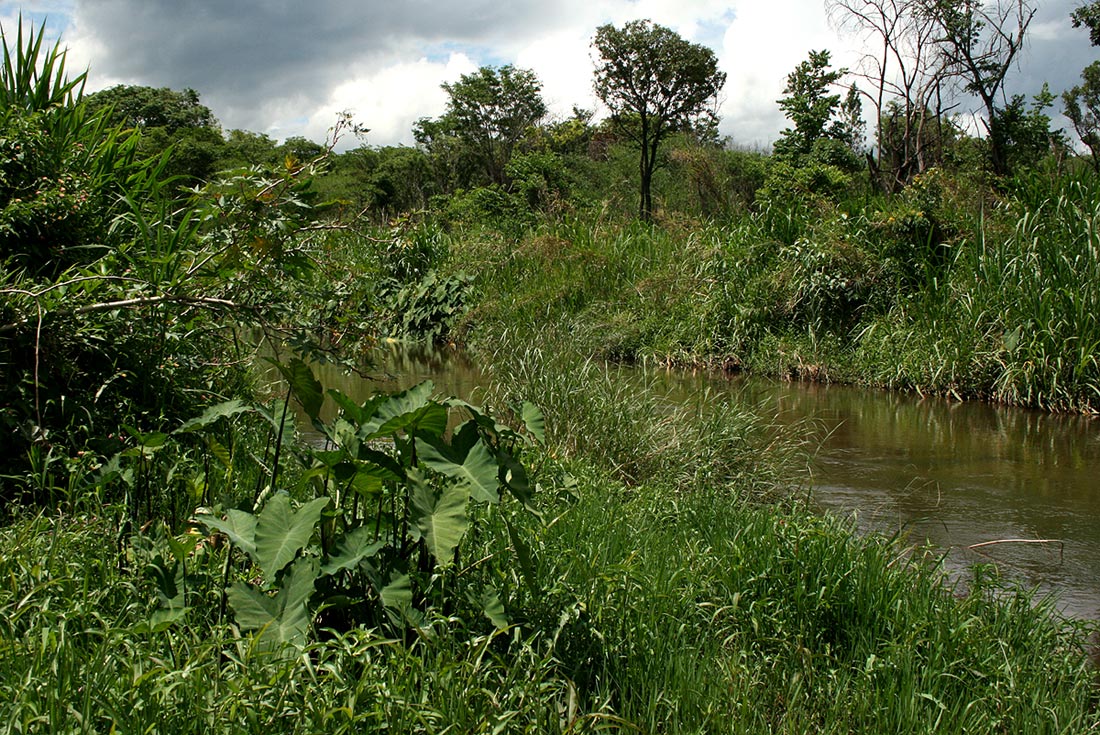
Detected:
left=71, top=0, right=568, bottom=135
left=1003, top=0, right=1094, bottom=94
left=61, top=0, right=1100, bottom=147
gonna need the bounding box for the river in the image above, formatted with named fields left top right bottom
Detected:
left=298, top=341, right=1100, bottom=619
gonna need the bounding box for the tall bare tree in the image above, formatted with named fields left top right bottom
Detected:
left=827, top=0, right=952, bottom=190
left=921, top=0, right=1034, bottom=176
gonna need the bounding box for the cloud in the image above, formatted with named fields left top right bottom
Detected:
left=12, top=0, right=1098, bottom=149
left=302, top=52, right=478, bottom=147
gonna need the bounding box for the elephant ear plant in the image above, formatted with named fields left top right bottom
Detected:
left=196, top=359, right=544, bottom=650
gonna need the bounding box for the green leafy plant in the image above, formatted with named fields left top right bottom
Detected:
left=195, top=361, right=544, bottom=648
left=381, top=270, right=474, bottom=342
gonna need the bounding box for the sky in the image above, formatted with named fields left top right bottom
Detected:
left=1, top=0, right=1096, bottom=151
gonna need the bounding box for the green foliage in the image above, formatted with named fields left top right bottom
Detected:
left=319, top=145, right=436, bottom=217
left=774, top=50, right=855, bottom=166
left=0, top=20, right=374, bottom=505
left=441, top=184, right=536, bottom=235
left=0, top=23, right=151, bottom=278
left=415, top=65, right=546, bottom=189
left=381, top=270, right=474, bottom=343
left=992, top=85, right=1067, bottom=175
left=1063, top=62, right=1100, bottom=172
left=84, top=84, right=217, bottom=132
left=592, top=19, right=726, bottom=221
left=0, top=17, right=84, bottom=112
left=219, top=129, right=279, bottom=169
left=194, top=369, right=544, bottom=645
left=83, top=84, right=225, bottom=185
left=767, top=50, right=863, bottom=205
left=1071, top=0, right=1100, bottom=46
left=921, top=0, right=1034, bottom=176
left=663, top=140, right=769, bottom=217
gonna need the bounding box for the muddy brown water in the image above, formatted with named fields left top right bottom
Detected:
left=297, top=342, right=1100, bottom=619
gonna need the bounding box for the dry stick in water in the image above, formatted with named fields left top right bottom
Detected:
left=967, top=538, right=1065, bottom=564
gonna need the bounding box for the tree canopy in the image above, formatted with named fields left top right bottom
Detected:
left=920, top=0, right=1035, bottom=176
left=84, top=84, right=217, bottom=132
left=774, top=49, right=862, bottom=169
left=416, top=65, right=546, bottom=188
left=592, top=19, right=726, bottom=222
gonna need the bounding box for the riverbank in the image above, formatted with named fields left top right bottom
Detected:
left=4, top=23, right=1100, bottom=730
left=451, top=168, right=1100, bottom=414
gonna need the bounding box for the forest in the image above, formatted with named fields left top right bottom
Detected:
left=3, top=2, right=1100, bottom=732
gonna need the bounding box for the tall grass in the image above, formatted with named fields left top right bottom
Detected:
left=480, top=337, right=798, bottom=496
left=859, top=172, right=1100, bottom=411
left=505, top=470, right=1100, bottom=733
left=454, top=165, right=1100, bottom=412
left=5, top=478, right=1097, bottom=733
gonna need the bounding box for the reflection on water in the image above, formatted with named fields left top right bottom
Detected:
left=276, top=343, right=1100, bottom=619
left=763, top=382, right=1100, bottom=619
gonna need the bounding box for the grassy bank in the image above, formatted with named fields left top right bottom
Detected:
left=4, top=25, right=1100, bottom=732
left=4, top=469, right=1097, bottom=733
left=452, top=168, right=1100, bottom=413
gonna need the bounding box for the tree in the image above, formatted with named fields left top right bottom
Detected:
left=84, top=85, right=216, bottom=132
left=1065, top=2, right=1100, bottom=171
left=920, top=0, right=1035, bottom=176
left=592, top=19, right=726, bottom=222
left=1065, top=64, right=1100, bottom=171
left=1071, top=0, right=1100, bottom=46
left=278, top=136, right=326, bottom=164
left=992, top=85, right=1067, bottom=172
left=774, top=49, right=863, bottom=169
left=84, top=84, right=224, bottom=184
left=416, top=65, right=546, bottom=188
left=220, top=129, right=280, bottom=169
left=827, top=0, right=952, bottom=190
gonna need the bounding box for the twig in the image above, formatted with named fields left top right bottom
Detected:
left=967, top=538, right=1065, bottom=564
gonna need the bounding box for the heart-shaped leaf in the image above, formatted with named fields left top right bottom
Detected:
left=253, top=495, right=329, bottom=579
left=416, top=437, right=500, bottom=503
left=410, top=470, right=470, bottom=565
left=197, top=508, right=257, bottom=556
left=228, top=556, right=318, bottom=650
left=321, top=526, right=386, bottom=575
left=175, top=399, right=254, bottom=434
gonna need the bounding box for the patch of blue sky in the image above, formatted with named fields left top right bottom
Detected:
left=420, top=41, right=508, bottom=67
left=694, top=9, right=736, bottom=48
left=5, top=1, right=75, bottom=27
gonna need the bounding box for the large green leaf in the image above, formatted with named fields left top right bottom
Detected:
left=379, top=570, right=412, bottom=611
left=410, top=470, right=470, bottom=566
left=321, top=526, right=386, bottom=575
left=499, top=451, right=534, bottom=506
left=253, top=495, right=329, bottom=579
left=175, top=399, right=253, bottom=433
left=362, top=382, right=448, bottom=440
left=197, top=509, right=257, bottom=556
left=519, top=401, right=546, bottom=444
left=204, top=435, right=233, bottom=470
left=474, top=586, right=509, bottom=629
left=505, top=515, right=538, bottom=593
left=327, top=388, right=363, bottom=424
left=445, top=398, right=516, bottom=440
left=416, top=436, right=500, bottom=503
left=269, top=357, right=324, bottom=421
left=227, top=556, right=318, bottom=650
